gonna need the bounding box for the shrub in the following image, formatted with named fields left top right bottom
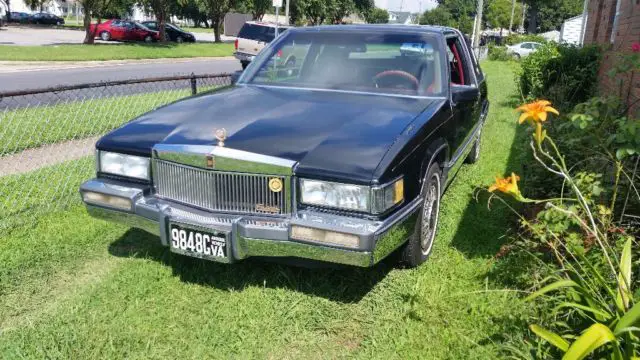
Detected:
left=517, top=43, right=601, bottom=112
left=505, top=34, right=548, bottom=46
left=485, top=99, right=640, bottom=359
left=488, top=44, right=511, bottom=61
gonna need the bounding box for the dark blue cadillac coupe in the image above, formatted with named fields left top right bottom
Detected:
left=80, top=24, right=488, bottom=268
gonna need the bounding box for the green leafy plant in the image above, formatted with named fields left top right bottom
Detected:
left=488, top=44, right=512, bottom=61
left=486, top=99, right=640, bottom=359
left=517, top=43, right=601, bottom=112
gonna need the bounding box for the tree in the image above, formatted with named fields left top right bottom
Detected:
left=173, top=0, right=209, bottom=28
left=327, top=0, right=355, bottom=24
left=419, top=6, right=453, bottom=27
left=140, top=0, right=173, bottom=41
left=247, top=0, right=270, bottom=20
left=200, top=0, right=238, bottom=42
left=432, top=0, right=475, bottom=34
left=2, top=0, right=11, bottom=22
left=79, top=0, right=133, bottom=43
left=353, top=0, right=373, bottom=19
left=365, top=7, right=387, bottom=24
left=522, top=0, right=581, bottom=33
left=486, top=0, right=522, bottom=33
left=24, top=0, right=45, bottom=12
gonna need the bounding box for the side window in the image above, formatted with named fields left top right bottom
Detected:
left=521, top=43, right=532, bottom=49
left=447, top=36, right=471, bottom=85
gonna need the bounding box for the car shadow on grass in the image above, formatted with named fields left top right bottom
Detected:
left=108, top=228, right=396, bottom=303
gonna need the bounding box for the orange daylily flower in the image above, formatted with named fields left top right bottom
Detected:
left=488, top=173, right=523, bottom=200
left=516, top=100, right=559, bottom=125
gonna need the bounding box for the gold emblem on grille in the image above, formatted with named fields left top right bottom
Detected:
left=215, top=128, right=227, bottom=147
left=206, top=155, right=215, bottom=169
left=268, top=178, right=283, bottom=193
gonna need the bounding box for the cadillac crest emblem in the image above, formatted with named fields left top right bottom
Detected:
left=268, top=178, right=283, bottom=193
left=215, top=128, right=227, bottom=147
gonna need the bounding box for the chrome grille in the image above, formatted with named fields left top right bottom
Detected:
left=153, top=159, right=290, bottom=215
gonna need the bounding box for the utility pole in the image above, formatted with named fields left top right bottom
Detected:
left=285, top=0, right=290, bottom=25
left=472, top=0, right=484, bottom=49
left=509, top=0, right=516, bottom=35
left=521, top=2, right=526, bottom=32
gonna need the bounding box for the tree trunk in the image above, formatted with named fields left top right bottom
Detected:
left=83, top=11, right=96, bottom=44
left=157, top=11, right=166, bottom=42
left=527, top=5, right=537, bottom=33
left=508, top=0, right=515, bottom=33
left=6, top=0, right=11, bottom=22
left=212, top=16, right=222, bottom=42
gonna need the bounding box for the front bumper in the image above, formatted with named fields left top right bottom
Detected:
left=80, top=178, right=420, bottom=267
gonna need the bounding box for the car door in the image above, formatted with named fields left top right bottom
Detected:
left=109, top=20, right=124, bottom=40
left=521, top=43, right=533, bottom=56
left=446, top=33, right=482, bottom=172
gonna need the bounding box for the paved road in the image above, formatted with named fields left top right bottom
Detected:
left=0, top=26, right=234, bottom=45
left=0, top=58, right=242, bottom=108
left=0, top=58, right=241, bottom=92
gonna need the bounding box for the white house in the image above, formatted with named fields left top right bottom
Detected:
left=387, top=11, right=418, bottom=25
left=560, top=14, right=585, bottom=45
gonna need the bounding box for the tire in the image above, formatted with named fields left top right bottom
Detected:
left=144, top=35, right=153, bottom=43
left=176, top=35, right=184, bottom=43
left=513, top=53, right=521, bottom=60
left=465, top=127, right=482, bottom=164
left=241, top=61, right=249, bottom=70
left=400, top=162, right=442, bottom=268
left=100, top=31, right=111, bottom=41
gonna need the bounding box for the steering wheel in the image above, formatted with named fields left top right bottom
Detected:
left=373, top=70, right=420, bottom=90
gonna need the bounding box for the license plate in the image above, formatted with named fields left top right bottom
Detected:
left=169, top=223, right=227, bottom=260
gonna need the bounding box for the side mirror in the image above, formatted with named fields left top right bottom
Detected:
left=231, top=70, right=243, bottom=85
left=451, top=85, right=480, bottom=104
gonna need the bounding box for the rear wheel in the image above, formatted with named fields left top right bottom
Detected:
left=400, top=162, right=442, bottom=267
left=241, top=60, right=249, bottom=70
left=100, top=31, right=111, bottom=41
left=144, top=34, right=153, bottom=43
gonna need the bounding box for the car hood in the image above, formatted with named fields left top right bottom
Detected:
left=97, top=86, right=445, bottom=183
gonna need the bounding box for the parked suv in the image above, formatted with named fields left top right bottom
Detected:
left=234, top=21, right=290, bottom=69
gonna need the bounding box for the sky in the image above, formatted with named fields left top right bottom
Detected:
left=374, top=0, right=438, bottom=13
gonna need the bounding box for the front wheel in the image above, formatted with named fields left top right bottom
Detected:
left=176, top=35, right=184, bottom=43
left=241, top=60, right=249, bottom=70
left=400, top=162, right=442, bottom=267
left=144, top=35, right=153, bottom=43
left=100, top=31, right=111, bottom=41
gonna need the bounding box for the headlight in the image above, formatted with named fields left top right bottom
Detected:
left=99, top=151, right=150, bottom=180
left=300, top=178, right=404, bottom=214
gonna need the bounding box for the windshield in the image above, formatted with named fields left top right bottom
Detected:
left=244, top=30, right=446, bottom=97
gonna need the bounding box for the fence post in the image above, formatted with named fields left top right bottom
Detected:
left=190, top=73, right=197, bottom=95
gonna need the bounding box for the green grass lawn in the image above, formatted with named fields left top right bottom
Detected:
left=0, top=43, right=233, bottom=61
left=0, top=85, right=225, bottom=154
left=0, top=61, right=534, bottom=358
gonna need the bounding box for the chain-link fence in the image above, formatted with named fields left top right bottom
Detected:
left=0, top=73, right=232, bottom=231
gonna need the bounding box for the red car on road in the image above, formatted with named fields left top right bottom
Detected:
left=90, top=20, right=159, bottom=43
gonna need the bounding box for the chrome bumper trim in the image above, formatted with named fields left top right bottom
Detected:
left=80, top=178, right=420, bottom=267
